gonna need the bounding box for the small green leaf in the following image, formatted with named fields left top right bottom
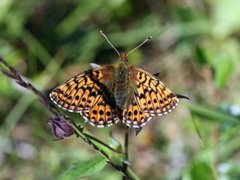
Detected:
left=190, top=161, right=215, bottom=180
left=58, top=156, right=107, bottom=180
left=110, top=153, right=125, bottom=165
left=186, top=149, right=218, bottom=180
left=108, top=134, right=123, bottom=153
left=194, top=46, right=208, bottom=65
left=199, top=42, right=234, bottom=88
left=213, top=54, right=234, bottom=88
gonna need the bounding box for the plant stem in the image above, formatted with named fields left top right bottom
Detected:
left=83, top=132, right=122, bottom=154
left=123, top=127, right=129, bottom=180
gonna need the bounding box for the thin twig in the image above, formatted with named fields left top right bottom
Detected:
left=123, top=127, right=129, bottom=180
left=0, top=57, right=132, bottom=179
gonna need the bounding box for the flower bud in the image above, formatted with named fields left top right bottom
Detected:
left=48, top=116, right=74, bottom=139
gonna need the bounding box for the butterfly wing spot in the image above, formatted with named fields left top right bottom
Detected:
left=81, top=97, right=119, bottom=127
left=123, top=99, right=152, bottom=128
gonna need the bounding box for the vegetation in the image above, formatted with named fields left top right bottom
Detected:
left=0, top=0, right=240, bottom=179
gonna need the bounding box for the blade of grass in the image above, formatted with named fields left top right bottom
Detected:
left=187, top=103, right=240, bottom=124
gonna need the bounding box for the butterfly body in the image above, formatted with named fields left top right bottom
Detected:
left=112, top=53, right=132, bottom=111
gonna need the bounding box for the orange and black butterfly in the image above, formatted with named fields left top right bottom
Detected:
left=49, top=31, right=188, bottom=128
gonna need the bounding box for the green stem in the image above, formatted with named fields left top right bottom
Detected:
left=83, top=132, right=122, bottom=154
left=122, top=127, right=129, bottom=180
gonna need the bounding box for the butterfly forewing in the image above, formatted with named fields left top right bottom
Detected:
left=133, top=67, right=179, bottom=114
left=50, top=66, right=119, bottom=127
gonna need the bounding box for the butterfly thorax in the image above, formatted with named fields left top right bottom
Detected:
left=113, top=54, right=131, bottom=110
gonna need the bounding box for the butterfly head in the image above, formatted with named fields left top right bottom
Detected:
left=115, top=52, right=129, bottom=70
left=116, top=52, right=129, bottom=68
left=114, top=52, right=130, bottom=84
left=119, top=52, right=128, bottom=62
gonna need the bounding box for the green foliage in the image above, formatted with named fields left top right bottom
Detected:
left=212, top=0, right=240, bottom=38
left=58, top=156, right=107, bottom=180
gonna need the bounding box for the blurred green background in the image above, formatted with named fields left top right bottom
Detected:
left=1, top=0, right=240, bottom=179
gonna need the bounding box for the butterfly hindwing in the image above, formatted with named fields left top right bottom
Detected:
left=81, top=96, right=118, bottom=127
left=123, top=98, right=152, bottom=128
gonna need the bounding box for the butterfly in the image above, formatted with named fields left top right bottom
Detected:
left=49, top=31, right=188, bottom=129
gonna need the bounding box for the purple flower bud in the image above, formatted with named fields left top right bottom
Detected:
left=48, top=116, right=74, bottom=139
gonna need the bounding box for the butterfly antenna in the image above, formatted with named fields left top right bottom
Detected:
left=100, top=30, right=120, bottom=57
left=126, top=36, right=152, bottom=56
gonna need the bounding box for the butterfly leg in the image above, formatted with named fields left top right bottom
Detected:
left=153, top=72, right=161, bottom=78
left=135, top=127, right=143, bottom=136
left=176, top=94, right=189, bottom=100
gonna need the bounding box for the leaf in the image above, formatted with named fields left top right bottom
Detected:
left=190, top=161, right=216, bottom=180
left=213, top=54, right=234, bottom=88
left=194, top=45, right=208, bottom=65
left=108, top=133, right=123, bottom=153
left=183, top=149, right=218, bottom=180
left=187, top=104, right=239, bottom=124
left=213, top=0, right=240, bottom=38
left=0, top=0, right=13, bottom=22
left=58, top=156, right=107, bottom=180
left=199, top=42, right=235, bottom=88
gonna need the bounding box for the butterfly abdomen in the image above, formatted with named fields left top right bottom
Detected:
left=114, top=83, right=130, bottom=110
left=113, top=63, right=130, bottom=110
